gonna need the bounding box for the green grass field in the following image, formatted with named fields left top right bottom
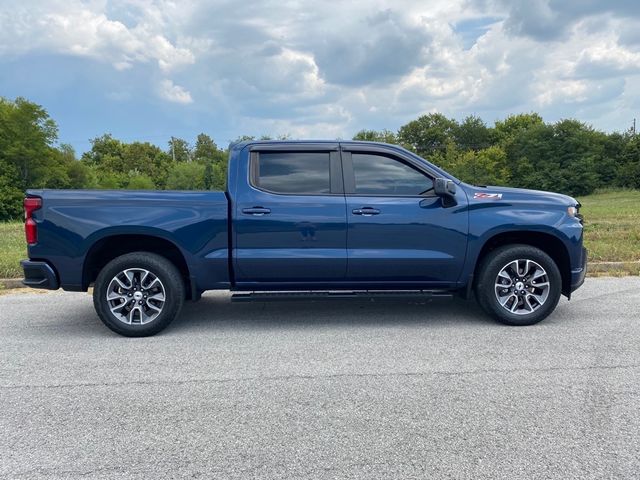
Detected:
left=1, top=190, right=639, bottom=280
left=0, top=222, right=25, bottom=279
left=578, top=190, right=640, bottom=265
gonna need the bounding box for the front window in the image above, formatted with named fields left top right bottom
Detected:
left=351, top=153, right=433, bottom=195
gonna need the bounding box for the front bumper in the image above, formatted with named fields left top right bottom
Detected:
left=569, top=247, right=587, bottom=293
left=21, top=260, right=59, bottom=290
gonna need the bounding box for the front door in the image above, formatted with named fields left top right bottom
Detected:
left=234, top=146, right=347, bottom=286
left=342, top=149, right=468, bottom=285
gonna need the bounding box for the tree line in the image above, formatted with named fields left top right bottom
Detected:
left=1, top=96, right=639, bottom=221
left=354, top=113, right=639, bottom=197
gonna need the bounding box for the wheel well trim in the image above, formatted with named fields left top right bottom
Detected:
left=81, top=229, right=192, bottom=293
left=468, top=228, right=573, bottom=296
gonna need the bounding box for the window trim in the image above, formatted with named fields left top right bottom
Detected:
left=249, top=150, right=344, bottom=196
left=341, top=150, right=436, bottom=198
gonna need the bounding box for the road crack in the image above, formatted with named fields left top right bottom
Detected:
left=1, top=363, right=639, bottom=391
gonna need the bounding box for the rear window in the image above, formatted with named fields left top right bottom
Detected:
left=254, top=152, right=331, bottom=194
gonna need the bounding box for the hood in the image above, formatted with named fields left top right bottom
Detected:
left=462, top=184, right=578, bottom=207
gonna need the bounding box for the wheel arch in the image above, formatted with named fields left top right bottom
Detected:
left=473, top=231, right=572, bottom=296
left=82, top=234, right=191, bottom=295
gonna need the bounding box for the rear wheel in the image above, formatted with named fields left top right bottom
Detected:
left=93, top=252, right=185, bottom=337
left=475, top=245, right=562, bottom=326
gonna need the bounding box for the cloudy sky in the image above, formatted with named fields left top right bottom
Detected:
left=1, top=0, right=639, bottom=153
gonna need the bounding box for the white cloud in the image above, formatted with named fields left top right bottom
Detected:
left=1, top=0, right=640, bottom=134
left=158, top=79, right=193, bottom=104
left=0, top=1, right=194, bottom=71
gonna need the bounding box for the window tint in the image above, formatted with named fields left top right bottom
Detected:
left=352, top=154, right=433, bottom=195
left=255, top=152, right=331, bottom=194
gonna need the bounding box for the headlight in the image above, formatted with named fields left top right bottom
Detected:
left=568, top=204, right=584, bottom=224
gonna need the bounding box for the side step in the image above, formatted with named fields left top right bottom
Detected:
left=231, top=290, right=454, bottom=303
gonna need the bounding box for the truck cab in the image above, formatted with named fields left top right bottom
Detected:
left=231, top=141, right=467, bottom=288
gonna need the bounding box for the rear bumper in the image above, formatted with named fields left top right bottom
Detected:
left=21, top=260, right=59, bottom=290
left=569, top=247, right=587, bottom=293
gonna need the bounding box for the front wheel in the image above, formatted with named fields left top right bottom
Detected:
left=475, top=245, right=562, bottom=326
left=93, top=252, right=185, bottom=337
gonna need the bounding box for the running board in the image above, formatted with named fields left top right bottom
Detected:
left=231, top=290, right=454, bottom=303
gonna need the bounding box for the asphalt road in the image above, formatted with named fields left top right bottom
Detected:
left=0, top=277, right=639, bottom=479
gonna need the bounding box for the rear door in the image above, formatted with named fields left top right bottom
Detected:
left=234, top=144, right=347, bottom=285
left=341, top=146, right=468, bottom=285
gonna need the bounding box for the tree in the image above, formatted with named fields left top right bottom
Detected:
left=212, top=159, right=228, bottom=190
left=0, top=161, right=24, bottom=220
left=0, top=96, right=59, bottom=187
left=92, top=169, right=124, bottom=189
left=397, top=113, right=458, bottom=157
left=126, top=173, right=156, bottom=190
left=81, top=134, right=124, bottom=166
left=203, top=160, right=214, bottom=190
left=166, top=162, right=206, bottom=190
left=67, top=161, right=94, bottom=189
left=192, top=133, right=228, bottom=190
left=193, top=134, right=218, bottom=162
left=0, top=97, right=66, bottom=219
left=168, top=137, right=191, bottom=162
left=449, top=146, right=510, bottom=186
left=504, top=119, right=600, bottom=195
left=618, top=135, right=640, bottom=188
left=353, top=129, right=398, bottom=144
left=233, top=135, right=256, bottom=143
left=81, top=136, right=171, bottom=188
left=455, top=115, right=494, bottom=151
left=123, top=142, right=171, bottom=188
left=494, top=113, right=544, bottom=143
left=2, top=94, right=637, bottom=219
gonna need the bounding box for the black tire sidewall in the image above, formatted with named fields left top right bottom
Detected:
left=93, top=252, right=185, bottom=337
left=476, top=245, right=562, bottom=326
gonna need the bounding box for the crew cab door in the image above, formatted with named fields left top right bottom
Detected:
left=233, top=144, right=347, bottom=285
left=341, top=146, right=468, bottom=285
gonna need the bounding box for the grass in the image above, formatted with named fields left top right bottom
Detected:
left=0, top=222, right=25, bottom=279
left=0, top=190, right=638, bottom=280
left=577, top=189, right=640, bottom=264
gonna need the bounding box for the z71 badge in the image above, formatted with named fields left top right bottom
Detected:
left=474, top=192, right=503, bottom=200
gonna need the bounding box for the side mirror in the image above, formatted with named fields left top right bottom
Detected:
left=433, top=178, right=457, bottom=207
left=434, top=178, right=456, bottom=196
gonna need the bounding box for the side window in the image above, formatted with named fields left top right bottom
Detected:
left=254, top=152, right=331, bottom=194
left=351, top=153, right=433, bottom=195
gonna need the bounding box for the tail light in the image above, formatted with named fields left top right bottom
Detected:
left=24, top=197, right=42, bottom=245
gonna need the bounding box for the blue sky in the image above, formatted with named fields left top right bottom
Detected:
left=1, top=0, right=639, bottom=154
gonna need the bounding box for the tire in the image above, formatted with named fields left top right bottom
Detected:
left=93, top=252, right=185, bottom=337
left=475, top=244, right=562, bottom=326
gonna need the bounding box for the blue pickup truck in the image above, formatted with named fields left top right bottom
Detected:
left=21, top=140, right=587, bottom=336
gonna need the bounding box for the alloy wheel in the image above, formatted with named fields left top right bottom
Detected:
left=106, top=268, right=166, bottom=325
left=494, top=259, right=550, bottom=315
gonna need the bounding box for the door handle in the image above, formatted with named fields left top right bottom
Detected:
left=242, top=207, right=271, bottom=216
left=352, top=207, right=381, bottom=216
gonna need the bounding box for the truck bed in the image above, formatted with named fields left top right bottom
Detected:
left=25, top=189, right=230, bottom=292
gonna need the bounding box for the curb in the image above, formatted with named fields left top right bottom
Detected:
left=588, top=261, right=640, bottom=273
left=0, top=278, right=25, bottom=289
